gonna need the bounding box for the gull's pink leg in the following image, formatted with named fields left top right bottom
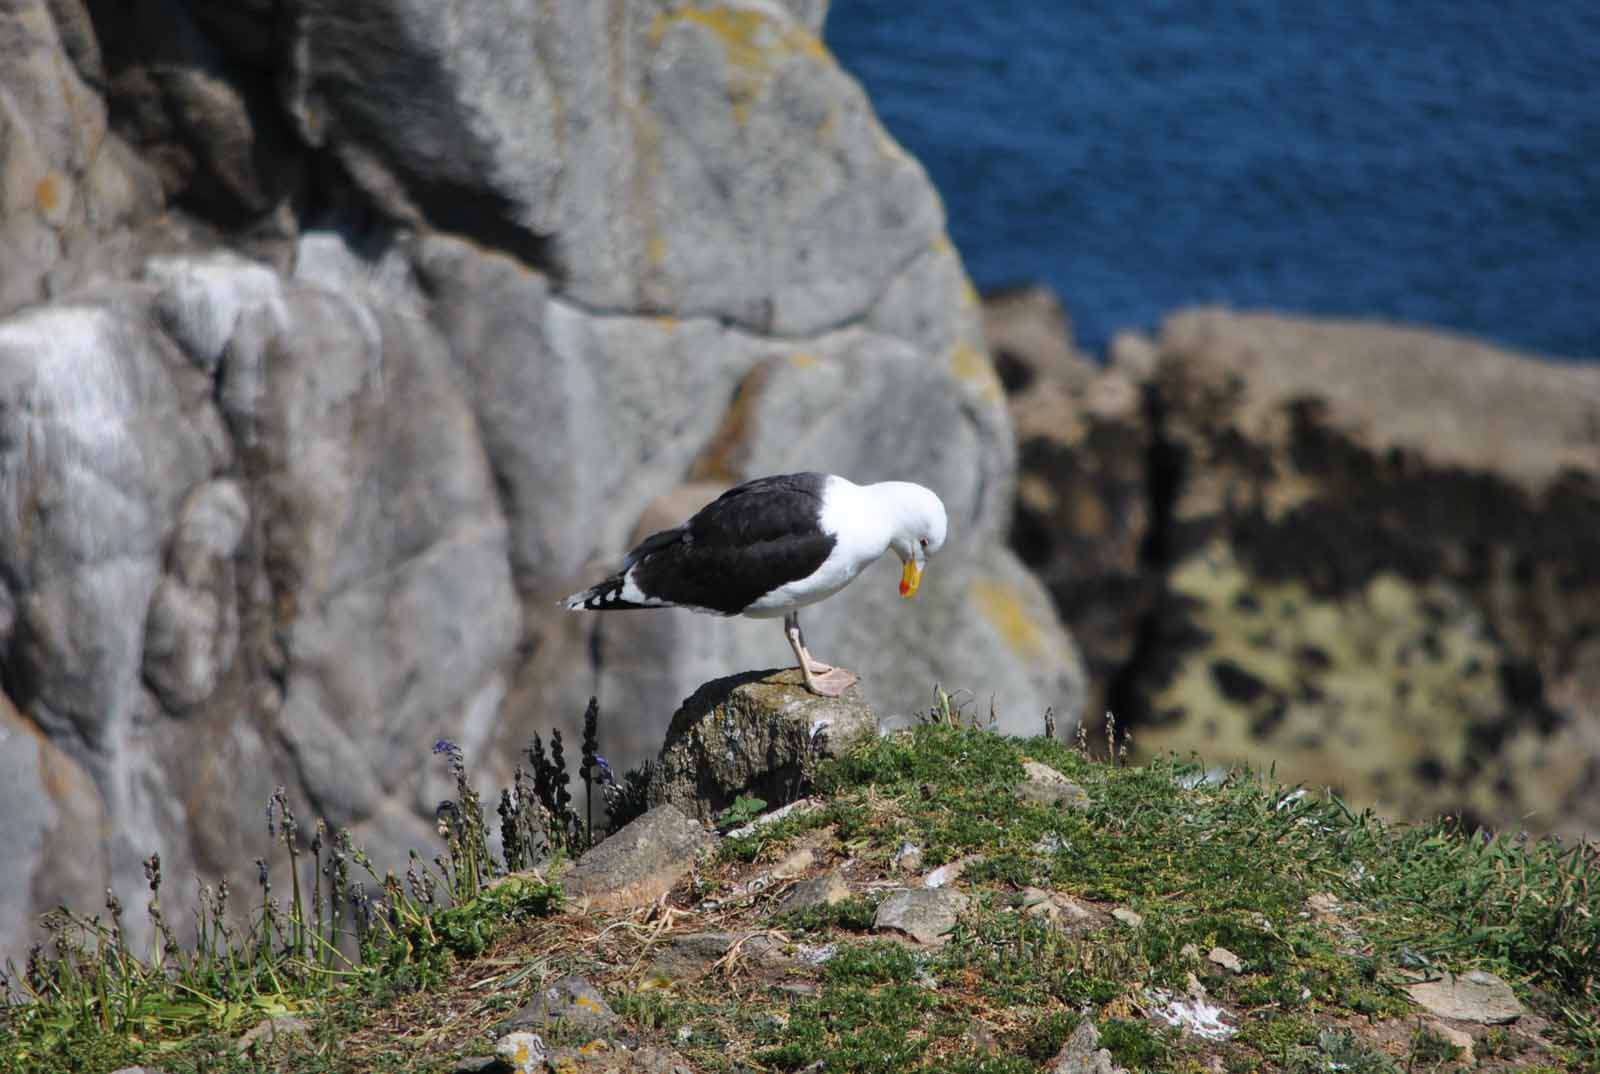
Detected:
left=783, top=612, right=857, bottom=697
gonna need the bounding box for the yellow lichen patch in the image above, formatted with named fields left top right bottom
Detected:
left=33, top=172, right=73, bottom=225
left=1017, top=473, right=1059, bottom=514
left=960, top=275, right=981, bottom=310
left=950, top=341, right=1004, bottom=403
left=1138, top=541, right=1507, bottom=822
left=971, top=577, right=1048, bottom=662
left=787, top=352, right=819, bottom=368
left=35, top=174, right=60, bottom=213
left=646, top=232, right=668, bottom=268
left=649, top=7, right=828, bottom=125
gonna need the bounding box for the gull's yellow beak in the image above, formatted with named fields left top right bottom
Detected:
left=899, top=559, right=923, bottom=598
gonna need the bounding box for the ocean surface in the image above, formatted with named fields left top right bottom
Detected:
left=826, top=3, right=1600, bottom=359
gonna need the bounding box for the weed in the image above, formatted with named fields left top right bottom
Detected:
left=716, top=794, right=769, bottom=833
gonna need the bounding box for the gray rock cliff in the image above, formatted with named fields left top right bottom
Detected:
left=0, top=0, right=1084, bottom=959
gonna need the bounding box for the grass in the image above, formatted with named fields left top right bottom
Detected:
left=2, top=701, right=1597, bottom=1073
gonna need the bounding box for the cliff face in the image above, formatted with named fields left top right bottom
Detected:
left=0, top=0, right=1085, bottom=960
left=995, top=290, right=1600, bottom=840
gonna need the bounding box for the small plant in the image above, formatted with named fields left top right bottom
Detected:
left=922, top=684, right=974, bottom=729
left=607, top=759, right=655, bottom=832
left=579, top=696, right=601, bottom=844
left=1286, top=1028, right=1400, bottom=1073
left=716, top=794, right=768, bottom=833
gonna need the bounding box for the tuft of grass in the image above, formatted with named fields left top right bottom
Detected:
left=775, top=894, right=884, bottom=935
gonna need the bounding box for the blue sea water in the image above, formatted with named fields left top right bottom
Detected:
left=826, top=3, right=1600, bottom=359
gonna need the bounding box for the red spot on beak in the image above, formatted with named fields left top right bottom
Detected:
left=899, top=580, right=910, bottom=596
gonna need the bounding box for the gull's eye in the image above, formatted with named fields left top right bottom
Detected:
left=919, top=537, right=929, bottom=549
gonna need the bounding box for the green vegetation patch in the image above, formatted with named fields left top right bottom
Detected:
left=4, top=716, right=1597, bottom=1073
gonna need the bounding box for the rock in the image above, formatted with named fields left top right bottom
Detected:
left=1405, top=970, right=1523, bottom=1025
left=1111, top=907, right=1144, bottom=929
left=643, top=932, right=795, bottom=984
left=450, top=1058, right=504, bottom=1074
left=141, top=479, right=249, bottom=710
left=724, top=797, right=822, bottom=840
left=780, top=871, right=851, bottom=914
left=1424, top=1021, right=1475, bottom=1062
left=92, top=0, right=304, bottom=223
left=539, top=1043, right=694, bottom=1074
left=648, top=668, right=877, bottom=823
left=1016, top=761, right=1090, bottom=808
left=1019, top=888, right=1112, bottom=935
left=1047, top=1019, right=1128, bottom=1074
left=236, top=1015, right=310, bottom=1052
left=1307, top=893, right=1341, bottom=917
left=495, top=976, right=617, bottom=1036
left=1096, top=309, right=1600, bottom=837
left=494, top=1031, right=547, bottom=1074
left=562, top=806, right=711, bottom=912
left=1207, top=946, right=1244, bottom=974
left=892, top=842, right=924, bottom=873
left=983, top=285, right=1096, bottom=397
left=0, top=696, right=109, bottom=961
left=873, top=887, right=969, bottom=946
left=0, top=0, right=164, bottom=313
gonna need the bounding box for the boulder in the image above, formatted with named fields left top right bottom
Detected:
left=779, top=871, right=852, bottom=915
left=1016, top=760, right=1090, bottom=808
left=872, top=886, right=969, bottom=946
left=494, top=975, right=618, bottom=1036
left=561, top=805, right=711, bottom=912
left=1405, top=970, right=1523, bottom=1025
left=648, top=668, right=876, bottom=824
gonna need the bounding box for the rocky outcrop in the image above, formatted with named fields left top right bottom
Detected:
left=561, top=804, right=712, bottom=914
left=0, top=1, right=1085, bottom=961
left=997, top=294, right=1600, bottom=836
left=648, top=667, right=876, bottom=823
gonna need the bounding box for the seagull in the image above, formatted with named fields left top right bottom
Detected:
left=562, top=472, right=948, bottom=696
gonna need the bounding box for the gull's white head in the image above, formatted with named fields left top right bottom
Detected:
left=879, top=481, right=948, bottom=598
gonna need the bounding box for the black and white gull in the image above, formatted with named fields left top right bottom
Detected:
left=562, top=472, right=949, bottom=696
